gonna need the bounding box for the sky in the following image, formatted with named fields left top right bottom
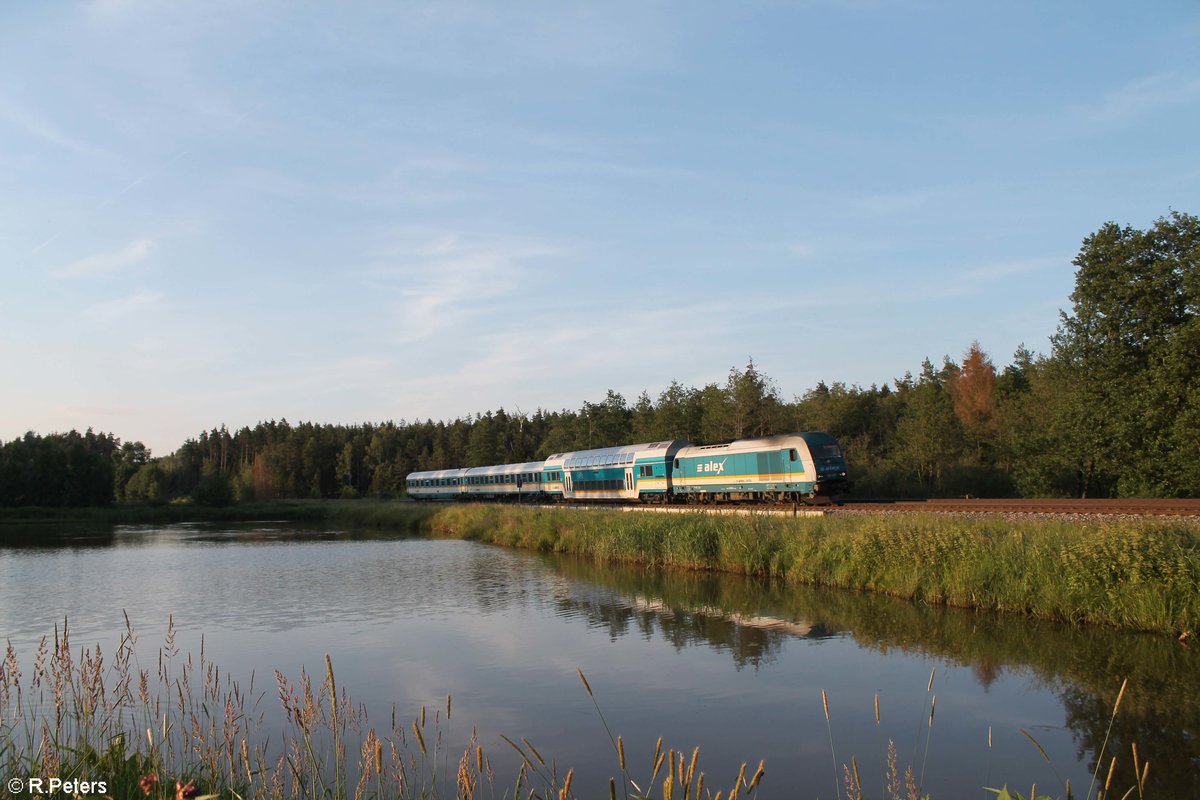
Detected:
left=2, top=1, right=1198, bottom=456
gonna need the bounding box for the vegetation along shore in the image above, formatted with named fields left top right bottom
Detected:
left=424, top=504, right=1199, bottom=638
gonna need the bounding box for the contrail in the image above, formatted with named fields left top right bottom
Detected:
left=26, top=147, right=192, bottom=258
left=29, top=232, right=63, bottom=256
left=95, top=147, right=191, bottom=211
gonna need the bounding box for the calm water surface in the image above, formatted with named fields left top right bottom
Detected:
left=1, top=523, right=1197, bottom=797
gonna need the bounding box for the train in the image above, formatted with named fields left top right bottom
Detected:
left=405, top=432, right=849, bottom=504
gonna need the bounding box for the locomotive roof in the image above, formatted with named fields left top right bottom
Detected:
left=677, top=432, right=833, bottom=455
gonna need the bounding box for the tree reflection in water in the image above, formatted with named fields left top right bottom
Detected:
left=546, top=552, right=1200, bottom=798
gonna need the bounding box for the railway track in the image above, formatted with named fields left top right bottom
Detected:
left=832, top=498, right=1200, bottom=517
left=534, top=497, right=1200, bottom=518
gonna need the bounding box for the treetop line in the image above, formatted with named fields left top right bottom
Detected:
left=2, top=212, right=1197, bottom=505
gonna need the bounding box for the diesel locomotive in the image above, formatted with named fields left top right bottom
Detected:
left=406, top=432, right=849, bottom=504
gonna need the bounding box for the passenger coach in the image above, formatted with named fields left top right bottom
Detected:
left=544, top=440, right=688, bottom=503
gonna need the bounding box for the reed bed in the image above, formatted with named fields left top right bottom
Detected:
left=426, top=506, right=1200, bottom=637
left=1, top=620, right=765, bottom=800
left=819, top=671, right=1150, bottom=800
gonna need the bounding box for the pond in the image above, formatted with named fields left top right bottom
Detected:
left=1, top=523, right=1196, bottom=797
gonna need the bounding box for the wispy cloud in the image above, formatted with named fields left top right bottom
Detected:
left=852, top=187, right=942, bottom=215
left=366, top=231, right=564, bottom=343
left=955, top=70, right=1200, bottom=144
left=963, top=256, right=1062, bottom=283
left=53, top=239, right=155, bottom=279
left=0, top=96, right=110, bottom=159
left=1073, top=72, right=1200, bottom=127
left=84, top=288, right=164, bottom=323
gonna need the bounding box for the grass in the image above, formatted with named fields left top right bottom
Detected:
left=0, top=621, right=765, bottom=800
left=423, top=506, right=1200, bottom=637
left=820, top=671, right=1152, bottom=800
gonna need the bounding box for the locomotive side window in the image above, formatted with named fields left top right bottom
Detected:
left=790, top=449, right=799, bottom=461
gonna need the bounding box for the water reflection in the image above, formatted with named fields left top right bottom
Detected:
left=544, top=553, right=1200, bottom=797
left=550, top=567, right=837, bottom=670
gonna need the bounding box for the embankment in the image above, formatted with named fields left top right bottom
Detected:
left=419, top=504, right=1200, bottom=637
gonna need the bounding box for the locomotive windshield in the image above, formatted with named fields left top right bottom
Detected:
left=811, top=443, right=843, bottom=458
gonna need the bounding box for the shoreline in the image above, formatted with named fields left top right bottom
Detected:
left=3, top=500, right=1196, bottom=637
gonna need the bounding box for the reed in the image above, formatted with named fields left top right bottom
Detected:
left=425, top=506, right=1200, bottom=637
left=819, top=675, right=1148, bottom=800
left=1, top=620, right=766, bottom=800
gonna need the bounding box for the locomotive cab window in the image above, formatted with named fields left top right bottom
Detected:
left=789, top=449, right=799, bottom=461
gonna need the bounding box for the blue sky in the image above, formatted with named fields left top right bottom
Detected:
left=2, top=1, right=1198, bottom=456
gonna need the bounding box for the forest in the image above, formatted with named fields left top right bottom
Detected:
left=2, top=211, right=1196, bottom=506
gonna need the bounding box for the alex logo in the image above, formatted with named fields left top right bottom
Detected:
left=698, top=459, right=727, bottom=474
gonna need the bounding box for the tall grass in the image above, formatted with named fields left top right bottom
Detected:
left=426, top=507, right=1200, bottom=636
left=1, top=620, right=764, bottom=800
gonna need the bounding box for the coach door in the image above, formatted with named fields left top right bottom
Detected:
left=780, top=448, right=796, bottom=488
left=625, top=467, right=634, bottom=495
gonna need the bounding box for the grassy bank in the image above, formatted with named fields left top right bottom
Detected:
left=0, top=499, right=437, bottom=529
left=426, top=505, right=1200, bottom=637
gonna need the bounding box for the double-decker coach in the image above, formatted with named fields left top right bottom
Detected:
left=546, top=440, right=689, bottom=503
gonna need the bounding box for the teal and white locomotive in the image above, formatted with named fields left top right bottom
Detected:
left=672, top=432, right=847, bottom=503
